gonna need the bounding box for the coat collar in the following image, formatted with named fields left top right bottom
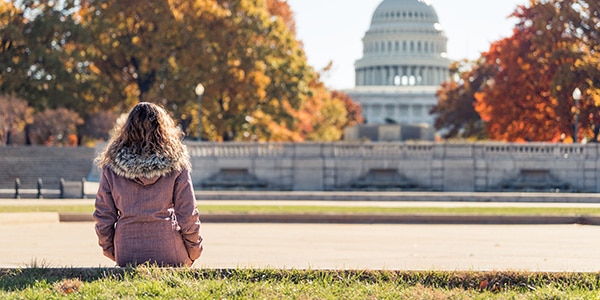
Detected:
left=106, top=146, right=189, bottom=180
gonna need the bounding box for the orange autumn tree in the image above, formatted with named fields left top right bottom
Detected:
left=332, top=90, right=363, bottom=128
left=431, top=59, right=488, bottom=140
left=266, top=0, right=295, bottom=35
left=4, top=0, right=363, bottom=142
left=474, top=1, right=597, bottom=142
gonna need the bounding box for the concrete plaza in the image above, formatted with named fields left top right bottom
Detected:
left=2, top=210, right=600, bottom=272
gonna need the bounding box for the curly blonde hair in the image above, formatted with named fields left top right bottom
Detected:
left=96, top=102, right=190, bottom=172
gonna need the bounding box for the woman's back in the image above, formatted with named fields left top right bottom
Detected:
left=93, top=102, right=203, bottom=267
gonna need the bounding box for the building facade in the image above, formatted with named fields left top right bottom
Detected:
left=345, top=0, right=450, bottom=128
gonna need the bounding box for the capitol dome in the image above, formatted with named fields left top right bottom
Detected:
left=355, top=0, right=449, bottom=87
left=344, top=0, right=450, bottom=135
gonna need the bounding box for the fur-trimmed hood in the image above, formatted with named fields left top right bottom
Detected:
left=103, top=146, right=191, bottom=183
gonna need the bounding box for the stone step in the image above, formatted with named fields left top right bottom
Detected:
left=0, top=147, right=95, bottom=189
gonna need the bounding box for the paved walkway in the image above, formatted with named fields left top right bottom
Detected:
left=2, top=212, right=600, bottom=271
left=3, top=198, right=600, bottom=271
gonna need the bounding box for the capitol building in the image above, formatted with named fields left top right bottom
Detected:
left=345, top=0, right=450, bottom=140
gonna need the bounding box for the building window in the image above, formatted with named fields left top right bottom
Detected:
left=372, top=105, right=382, bottom=117
left=399, top=105, right=409, bottom=117
left=395, top=41, right=399, bottom=52
left=385, top=105, right=394, bottom=118
left=402, top=41, right=407, bottom=52
left=410, top=41, right=414, bottom=52
left=414, top=105, right=423, bottom=116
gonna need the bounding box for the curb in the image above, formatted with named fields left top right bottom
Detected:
left=57, top=212, right=600, bottom=225
left=0, top=212, right=59, bottom=224
left=193, top=191, right=600, bottom=203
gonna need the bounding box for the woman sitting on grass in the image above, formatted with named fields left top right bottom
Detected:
left=93, top=102, right=203, bottom=267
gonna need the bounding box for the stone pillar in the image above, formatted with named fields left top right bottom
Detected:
left=292, top=143, right=324, bottom=191
left=383, top=66, right=389, bottom=86
left=439, top=144, right=476, bottom=191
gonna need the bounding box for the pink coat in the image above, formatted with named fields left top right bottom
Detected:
left=94, top=161, right=203, bottom=267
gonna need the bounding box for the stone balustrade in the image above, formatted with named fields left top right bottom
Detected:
left=187, top=142, right=596, bottom=192
left=2, top=142, right=592, bottom=194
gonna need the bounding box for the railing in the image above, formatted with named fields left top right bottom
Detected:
left=0, top=177, right=87, bottom=199
left=481, top=143, right=586, bottom=158
left=184, top=142, right=597, bottom=192
left=187, top=142, right=590, bottom=159
left=187, top=143, right=288, bottom=157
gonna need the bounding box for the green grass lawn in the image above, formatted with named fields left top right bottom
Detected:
left=2, top=203, right=600, bottom=216
left=1, top=266, right=600, bottom=299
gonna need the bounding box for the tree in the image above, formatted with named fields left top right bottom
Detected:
left=331, top=90, right=363, bottom=128
left=2, top=0, right=359, bottom=143
left=81, top=109, right=120, bottom=142
left=0, top=1, right=92, bottom=114
left=29, top=108, right=83, bottom=146
left=473, top=0, right=598, bottom=142
left=431, top=59, right=488, bottom=140
left=75, top=0, right=187, bottom=114
left=561, top=0, right=600, bottom=141
left=266, top=0, right=295, bottom=35
left=432, top=0, right=600, bottom=142
left=75, top=0, right=337, bottom=141
left=0, top=93, right=33, bottom=145
left=296, top=78, right=347, bottom=141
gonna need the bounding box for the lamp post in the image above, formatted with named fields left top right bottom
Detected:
left=195, top=83, right=205, bottom=141
left=572, top=87, right=581, bottom=143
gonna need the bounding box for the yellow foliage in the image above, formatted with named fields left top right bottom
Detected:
left=89, top=63, right=101, bottom=75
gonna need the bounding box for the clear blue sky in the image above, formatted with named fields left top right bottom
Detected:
left=287, top=0, right=529, bottom=90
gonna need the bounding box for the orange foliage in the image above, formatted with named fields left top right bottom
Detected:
left=266, top=0, right=296, bottom=34
left=474, top=3, right=582, bottom=142
left=331, top=90, right=364, bottom=127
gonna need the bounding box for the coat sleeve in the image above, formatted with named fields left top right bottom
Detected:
left=173, top=169, right=203, bottom=261
left=93, top=168, right=118, bottom=261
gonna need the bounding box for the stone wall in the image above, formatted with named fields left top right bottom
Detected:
left=0, top=146, right=95, bottom=189
left=188, top=142, right=595, bottom=192
left=1, top=143, right=593, bottom=193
